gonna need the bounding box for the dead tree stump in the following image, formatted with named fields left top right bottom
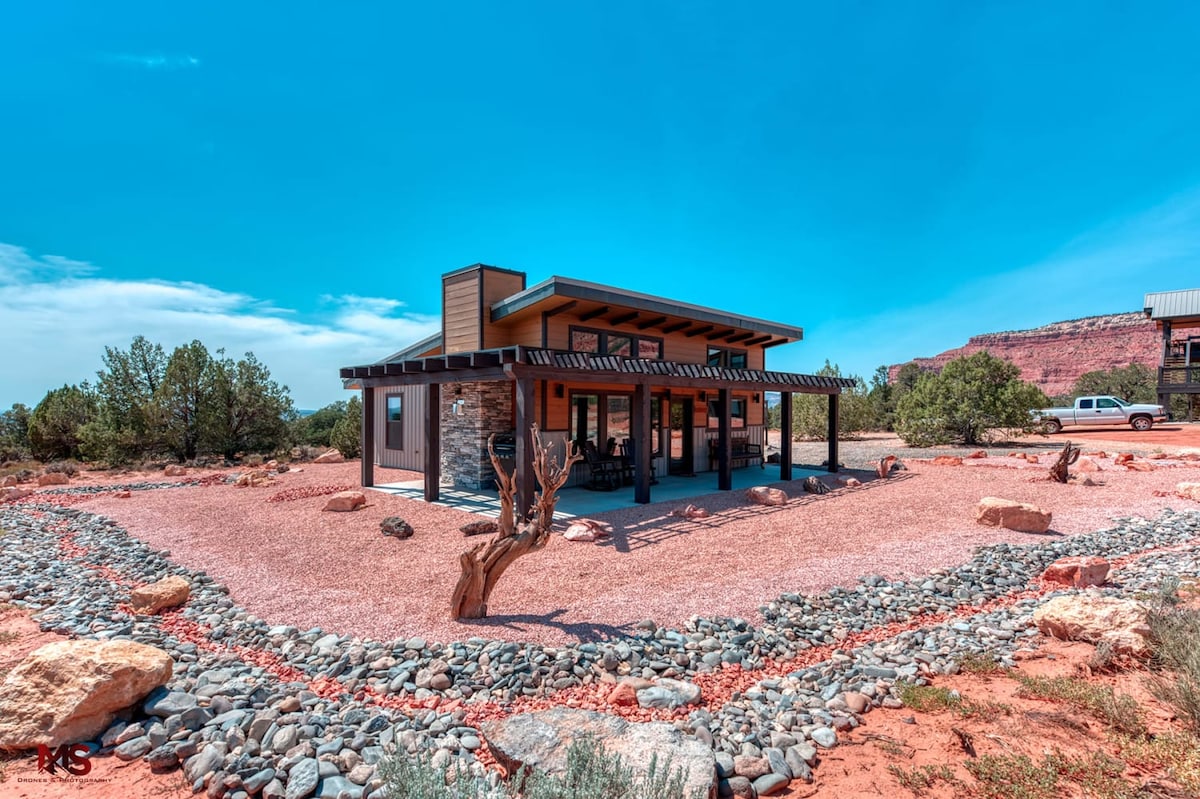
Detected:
left=450, top=425, right=582, bottom=620
left=1048, top=440, right=1080, bottom=483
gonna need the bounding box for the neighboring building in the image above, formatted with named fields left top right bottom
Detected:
left=1144, top=289, right=1200, bottom=418
left=341, top=264, right=854, bottom=513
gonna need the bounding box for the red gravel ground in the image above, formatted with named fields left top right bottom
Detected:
left=54, top=448, right=1200, bottom=647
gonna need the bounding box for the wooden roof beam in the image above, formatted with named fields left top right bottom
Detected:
left=724, top=331, right=754, bottom=344
left=660, top=320, right=691, bottom=334
left=706, top=328, right=738, bottom=341
left=743, top=335, right=772, bottom=346
left=637, top=315, right=667, bottom=330
left=610, top=310, right=640, bottom=326
left=685, top=325, right=715, bottom=338
left=445, top=355, right=471, bottom=369
left=578, top=305, right=609, bottom=322
left=471, top=351, right=501, bottom=367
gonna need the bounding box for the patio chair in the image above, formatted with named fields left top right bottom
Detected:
left=619, top=438, right=657, bottom=485
left=582, top=441, right=623, bottom=491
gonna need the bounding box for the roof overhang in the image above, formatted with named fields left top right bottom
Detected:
left=489, top=276, right=803, bottom=343
left=341, top=346, right=852, bottom=394
left=1144, top=288, right=1200, bottom=324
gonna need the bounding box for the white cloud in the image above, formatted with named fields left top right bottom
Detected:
left=102, top=52, right=202, bottom=70
left=0, top=244, right=439, bottom=410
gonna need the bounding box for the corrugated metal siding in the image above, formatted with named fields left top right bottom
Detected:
left=374, top=386, right=426, bottom=471
left=696, top=424, right=766, bottom=472
left=1144, top=289, right=1200, bottom=319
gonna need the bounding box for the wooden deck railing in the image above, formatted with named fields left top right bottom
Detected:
left=1159, top=365, right=1200, bottom=391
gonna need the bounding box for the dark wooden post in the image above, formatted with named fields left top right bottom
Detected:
left=780, top=391, right=793, bottom=481
left=718, top=387, right=732, bottom=490
left=424, top=383, right=440, bottom=502
left=515, top=377, right=535, bottom=521
left=632, top=381, right=652, bottom=504
left=827, top=392, right=839, bottom=473
left=361, top=388, right=375, bottom=488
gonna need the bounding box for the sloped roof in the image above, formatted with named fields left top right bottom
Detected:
left=1144, top=289, right=1200, bottom=320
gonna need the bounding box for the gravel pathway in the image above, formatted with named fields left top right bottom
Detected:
left=54, top=456, right=1200, bottom=647
left=2, top=491, right=1198, bottom=799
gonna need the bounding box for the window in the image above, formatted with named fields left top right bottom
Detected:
left=570, top=326, right=663, bottom=360
left=385, top=394, right=403, bottom=449
left=1097, top=398, right=1118, bottom=409
left=569, top=392, right=663, bottom=456
left=1078, top=399, right=1094, bottom=409
left=707, top=347, right=747, bottom=369
left=707, top=397, right=747, bottom=429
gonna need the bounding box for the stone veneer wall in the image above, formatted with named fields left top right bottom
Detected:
left=440, top=381, right=513, bottom=490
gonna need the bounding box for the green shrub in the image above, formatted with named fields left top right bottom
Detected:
left=330, top=396, right=362, bottom=458
left=894, top=351, right=1047, bottom=446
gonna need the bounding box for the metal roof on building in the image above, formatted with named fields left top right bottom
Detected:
left=1144, top=289, right=1200, bottom=320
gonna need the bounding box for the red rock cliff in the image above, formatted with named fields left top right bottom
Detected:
left=890, top=312, right=1160, bottom=397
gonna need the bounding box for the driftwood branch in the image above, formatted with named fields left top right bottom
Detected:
left=1048, top=440, right=1080, bottom=483
left=450, top=425, right=582, bottom=620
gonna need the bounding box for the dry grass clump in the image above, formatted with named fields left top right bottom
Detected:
left=1146, top=591, right=1200, bottom=733
left=43, top=460, right=80, bottom=477
left=965, top=750, right=1133, bottom=799
left=887, top=763, right=962, bottom=795
left=1014, top=675, right=1145, bottom=737
left=958, top=651, right=1006, bottom=675
left=897, top=683, right=1011, bottom=718
left=379, top=736, right=703, bottom=799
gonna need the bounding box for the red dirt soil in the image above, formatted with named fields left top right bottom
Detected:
left=51, top=453, right=1200, bottom=646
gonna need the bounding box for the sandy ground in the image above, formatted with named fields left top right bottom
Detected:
left=0, top=605, right=192, bottom=799
left=41, top=447, right=1200, bottom=647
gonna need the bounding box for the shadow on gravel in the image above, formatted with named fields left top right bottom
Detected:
left=459, top=608, right=634, bottom=643
left=597, top=470, right=913, bottom=554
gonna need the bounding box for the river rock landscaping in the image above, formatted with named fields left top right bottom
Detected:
left=2, top=464, right=1200, bottom=798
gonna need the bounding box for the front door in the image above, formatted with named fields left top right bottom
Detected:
left=668, top=398, right=694, bottom=475
left=1094, top=397, right=1124, bottom=425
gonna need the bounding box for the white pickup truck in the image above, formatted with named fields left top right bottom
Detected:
left=1038, top=396, right=1167, bottom=433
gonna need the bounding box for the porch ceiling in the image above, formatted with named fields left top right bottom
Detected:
left=340, top=346, right=856, bottom=394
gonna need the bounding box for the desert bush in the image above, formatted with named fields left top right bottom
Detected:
left=965, top=750, right=1131, bottom=799
left=784, top=361, right=875, bottom=440
left=896, top=683, right=1009, bottom=718
left=28, top=383, right=99, bottom=461
left=1146, top=598, right=1200, bottom=733
left=894, top=351, right=1047, bottom=446
left=1014, top=675, right=1145, bottom=737
left=291, top=401, right=349, bottom=448
left=0, top=403, right=31, bottom=463
left=43, top=460, right=80, bottom=477
left=887, top=763, right=961, bottom=795
left=379, top=736, right=703, bottom=799
left=1116, top=731, right=1200, bottom=794
left=330, top=396, right=362, bottom=458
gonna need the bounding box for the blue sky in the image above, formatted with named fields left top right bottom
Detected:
left=3, top=2, right=1199, bottom=409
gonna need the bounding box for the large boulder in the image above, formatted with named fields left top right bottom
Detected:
left=1, top=487, right=34, bottom=502
left=163, top=465, right=187, bottom=477
left=480, top=708, right=715, bottom=799
left=313, top=450, right=345, bottom=464
left=1033, top=595, right=1151, bottom=656
left=323, top=491, right=365, bottom=512
left=130, top=575, right=191, bottom=614
left=1040, top=556, right=1109, bottom=588
left=234, top=470, right=272, bottom=488
left=975, top=497, right=1052, bottom=533
left=746, top=486, right=788, bottom=507
left=0, top=640, right=173, bottom=750
left=37, top=472, right=69, bottom=486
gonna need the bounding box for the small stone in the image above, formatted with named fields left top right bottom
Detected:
left=753, top=772, right=791, bottom=796
left=381, top=517, right=413, bottom=539
left=810, top=727, right=838, bottom=748
left=286, top=758, right=320, bottom=799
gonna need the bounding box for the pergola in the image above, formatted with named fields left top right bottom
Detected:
left=340, top=346, right=856, bottom=517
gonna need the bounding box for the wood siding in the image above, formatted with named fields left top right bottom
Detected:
left=443, top=272, right=482, bottom=353
left=481, top=270, right=526, bottom=348
left=373, top=386, right=427, bottom=471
